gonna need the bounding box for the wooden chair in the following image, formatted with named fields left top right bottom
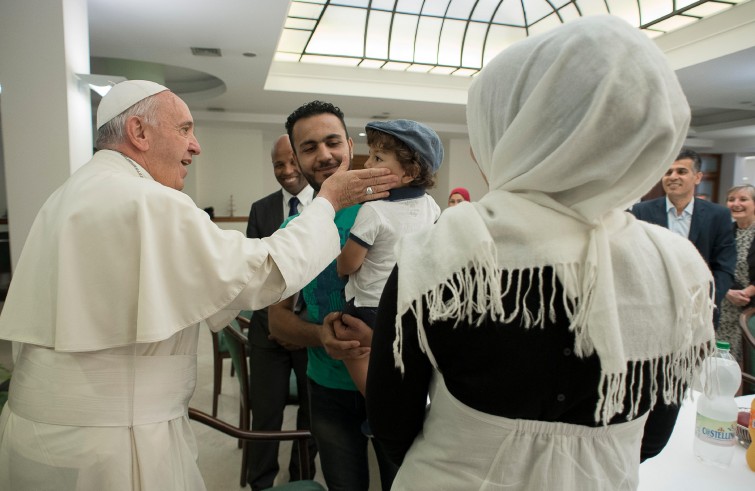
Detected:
left=199, top=317, right=320, bottom=488
left=210, top=311, right=252, bottom=416
left=188, top=407, right=321, bottom=490
left=210, top=329, right=233, bottom=417
left=739, top=307, right=755, bottom=393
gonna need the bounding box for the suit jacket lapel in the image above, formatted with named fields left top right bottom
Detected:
left=688, top=198, right=703, bottom=245
left=272, top=190, right=284, bottom=230
left=656, top=198, right=669, bottom=228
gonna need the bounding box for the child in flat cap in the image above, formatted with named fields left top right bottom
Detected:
left=336, top=119, right=443, bottom=395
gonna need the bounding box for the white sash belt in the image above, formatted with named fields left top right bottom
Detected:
left=8, top=344, right=196, bottom=427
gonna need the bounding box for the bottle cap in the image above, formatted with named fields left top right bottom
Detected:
left=715, top=340, right=730, bottom=350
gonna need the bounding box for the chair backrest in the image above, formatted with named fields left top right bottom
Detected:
left=222, top=317, right=252, bottom=414
left=189, top=316, right=319, bottom=487
left=739, top=307, right=755, bottom=392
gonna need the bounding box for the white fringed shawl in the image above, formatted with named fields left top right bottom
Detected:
left=393, top=16, right=716, bottom=423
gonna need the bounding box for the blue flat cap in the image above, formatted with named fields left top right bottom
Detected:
left=366, top=119, right=444, bottom=172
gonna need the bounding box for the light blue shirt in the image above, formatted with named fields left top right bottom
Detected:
left=665, top=196, right=694, bottom=238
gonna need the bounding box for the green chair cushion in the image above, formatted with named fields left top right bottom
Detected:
left=217, top=330, right=230, bottom=353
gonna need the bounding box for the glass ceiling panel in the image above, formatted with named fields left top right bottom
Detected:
left=391, top=14, right=419, bottom=62
left=525, top=0, right=560, bottom=24
left=397, top=0, right=427, bottom=14
left=639, top=0, right=673, bottom=24
left=493, top=0, right=527, bottom=26
left=559, top=3, right=582, bottom=23
left=285, top=17, right=317, bottom=29
left=577, top=0, right=609, bottom=16
left=421, top=0, right=453, bottom=17
left=287, top=2, right=324, bottom=18
left=461, top=22, right=487, bottom=69
left=372, top=0, right=396, bottom=9
left=365, top=10, right=391, bottom=60
left=605, top=0, right=640, bottom=26
left=446, top=0, right=477, bottom=19
left=470, top=1, right=498, bottom=22
left=529, top=11, right=567, bottom=36
left=333, top=0, right=369, bottom=7
left=438, top=18, right=466, bottom=67
left=414, top=16, right=443, bottom=64
left=277, top=0, right=750, bottom=76
left=307, top=6, right=366, bottom=57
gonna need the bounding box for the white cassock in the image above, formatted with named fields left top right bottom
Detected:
left=0, top=150, right=340, bottom=490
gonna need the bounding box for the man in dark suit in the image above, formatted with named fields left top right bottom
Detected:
left=631, top=149, right=735, bottom=326
left=245, top=134, right=315, bottom=490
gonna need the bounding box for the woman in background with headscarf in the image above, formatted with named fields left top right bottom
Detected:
left=447, top=187, right=470, bottom=207
left=365, top=16, right=715, bottom=491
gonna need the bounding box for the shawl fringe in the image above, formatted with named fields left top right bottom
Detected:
left=393, top=256, right=716, bottom=424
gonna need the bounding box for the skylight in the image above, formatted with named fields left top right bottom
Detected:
left=275, top=0, right=748, bottom=76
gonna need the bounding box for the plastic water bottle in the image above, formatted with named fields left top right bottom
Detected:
left=694, top=340, right=742, bottom=467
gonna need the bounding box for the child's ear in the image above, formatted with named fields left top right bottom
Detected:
left=401, top=174, right=414, bottom=184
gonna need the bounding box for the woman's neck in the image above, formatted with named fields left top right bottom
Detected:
left=735, top=217, right=755, bottom=229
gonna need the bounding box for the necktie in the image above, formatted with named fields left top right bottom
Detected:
left=288, top=196, right=299, bottom=217
left=288, top=196, right=300, bottom=217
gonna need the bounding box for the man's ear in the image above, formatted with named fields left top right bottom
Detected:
left=125, top=116, right=149, bottom=152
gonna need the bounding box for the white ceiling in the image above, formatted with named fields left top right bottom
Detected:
left=86, top=0, right=755, bottom=153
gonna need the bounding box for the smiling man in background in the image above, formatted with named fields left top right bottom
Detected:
left=631, top=149, right=735, bottom=325
left=245, top=134, right=316, bottom=490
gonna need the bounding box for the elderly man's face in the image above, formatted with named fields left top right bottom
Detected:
left=142, top=92, right=201, bottom=190
left=290, top=113, right=352, bottom=192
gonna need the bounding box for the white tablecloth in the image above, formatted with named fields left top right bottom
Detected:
left=638, top=392, right=755, bottom=490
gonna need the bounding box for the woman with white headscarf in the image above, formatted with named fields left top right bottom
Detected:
left=365, top=16, right=715, bottom=490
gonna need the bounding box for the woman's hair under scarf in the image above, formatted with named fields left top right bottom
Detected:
left=393, top=16, right=715, bottom=423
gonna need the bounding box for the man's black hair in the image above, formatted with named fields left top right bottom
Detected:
left=285, top=101, right=349, bottom=152
left=675, top=149, right=702, bottom=173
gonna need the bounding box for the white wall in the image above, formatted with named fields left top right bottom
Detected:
left=446, top=137, right=488, bottom=206
left=0, top=0, right=92, bottom=269
left=192, top=122, right=265, bottom=215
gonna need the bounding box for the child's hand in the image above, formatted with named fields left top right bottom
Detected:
left=334, top=321, right=360, bottom=342
left=339, top=314, right=374, bottom=347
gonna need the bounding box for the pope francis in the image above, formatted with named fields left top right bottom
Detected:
left=0, top=80, right=396, bottom=490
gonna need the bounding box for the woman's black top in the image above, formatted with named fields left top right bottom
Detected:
left=366, top=266, right=680, bottom=466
